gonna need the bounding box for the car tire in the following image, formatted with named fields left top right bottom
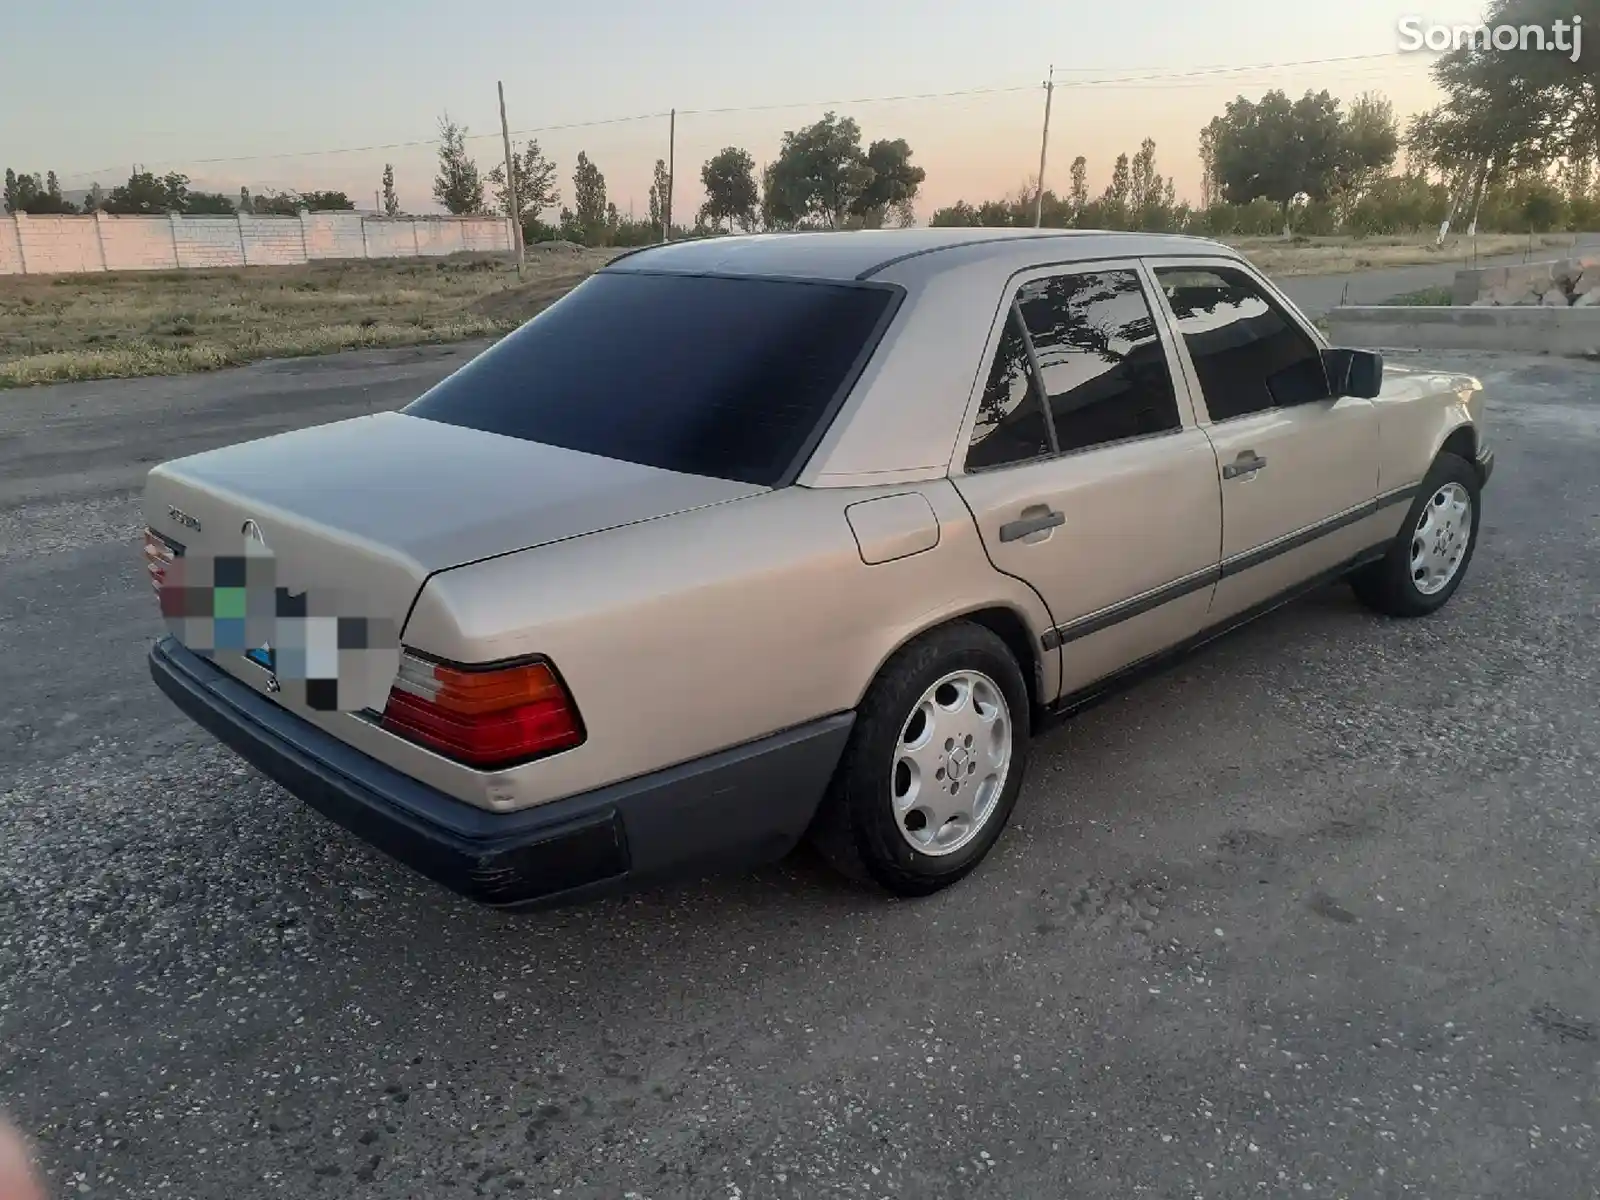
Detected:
left=808, top=621, right=1031, bottom=897
left=1350, top=451, right=1481, bottom=618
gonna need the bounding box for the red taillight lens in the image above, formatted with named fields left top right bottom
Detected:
left=144, top=527, right=177, bottom=594
left=380, top=651, right=584, bottom=769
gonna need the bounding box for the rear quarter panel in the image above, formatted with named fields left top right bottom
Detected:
left=402, top=481, right=1058, bottom=810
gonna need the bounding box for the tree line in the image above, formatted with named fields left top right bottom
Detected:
left=2, top=167, right=359, bottom=218
left=430, top=110, right=926, bottom=248
left=933, top=83, right=1600, bottom=239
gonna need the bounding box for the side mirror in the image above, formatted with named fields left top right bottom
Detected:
left=1322, top=347, right=1384, bottom=399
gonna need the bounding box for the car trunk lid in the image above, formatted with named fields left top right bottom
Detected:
left=144, top=411, right=765, bottom=706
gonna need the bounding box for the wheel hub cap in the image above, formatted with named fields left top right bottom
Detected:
left=891, top=669, right=1013, bottom=857
left=1410, top=482, right=1473, bottom=596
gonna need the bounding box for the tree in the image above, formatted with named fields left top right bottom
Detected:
left=301, top=190, right=355, bottom=211
left=3, top=169, right=75, bottom=214
left=185, top=191, right=237, bottom=215
left=82, top=182, right=105, bottom=214
left=572, top=151, right=608, bottom=245
left=851, top=138, right=926, bottom=228
left=432, top=114, right=485, bottom=215
left=254, top=190, right=302, bottom=216
left=1207, top=89, right=1348, bottom=233
left=1128, top=139, right=1174, bottom=228
left=1422, top=0, right=1599, bottom=173
left=1336, top=92, right=1400, bottom=204
left=239, top=187, right=255, bottom=215
left=648, top=158, right=670, bottom=236
left=762, top=112, right=875, bottom=229
left=486, top=139, right=559, bottom=229
left=105, top=169, right=189, bottom=214
left=1100, top=153, right=1132, bottom=227
left=380, top=164, right=400, bottom=216
left=1197, top=125, right=1219, bottom=210
left=1068, top=157, right=1089, bottom=220
left=976, top=198, right=1015, bottom=226
left=36, top=171, right=75, bottom=214
left=699, top=146, right=760, bottom=232
left=3, top=169, right=28, bottom=213
left=929, top=200, right=981, bottom=226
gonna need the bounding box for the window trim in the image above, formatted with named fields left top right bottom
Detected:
left=1141, top=255, right=1332, bottom=428
left=954, top=257, right=1197, bottom=477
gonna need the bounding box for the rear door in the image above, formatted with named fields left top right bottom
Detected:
left=1146, top=260, right=1380, bottom=625
left=952, top=261, right=1223, bottom=700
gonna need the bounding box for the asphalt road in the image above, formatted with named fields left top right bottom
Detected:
left=2, top=341, right=1599, bottom=1199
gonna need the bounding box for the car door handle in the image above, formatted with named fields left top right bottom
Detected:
left=1222, top=452, right=1267, bottom=480
left=999, top=508, right=1066, bottom=542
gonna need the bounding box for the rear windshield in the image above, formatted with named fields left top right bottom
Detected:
left=404, top=270, right=897, bottom=486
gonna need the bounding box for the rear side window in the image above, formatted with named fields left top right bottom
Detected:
left=967, top=308, right=1052, bottom=470
left=404, top=271, right=896, bottom=486
left=1154, top=265, right=1328, bottom=421
left=1015, top=268, right=1181, bottom=453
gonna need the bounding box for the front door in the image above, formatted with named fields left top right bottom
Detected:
left=1148, top=261, right=1381, bottom=624
left=953, top=263, right=1223, bottom=700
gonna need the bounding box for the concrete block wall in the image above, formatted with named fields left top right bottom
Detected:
left=238, top=216, right=306, bottom=266
left=98, top=216, right=180, bottom=271
left=0, top=212, right=511, bottom=276
left=413, top=220, right=467, bottom=257
left=15, top=214, right=107, bottom=273
left=362, top=219, right=417, bottom=258
left=302, top=213, right=368, bottom=260
left=173, top=216, right=246, bottom=269
left=462, top=218, right=512, bottom=253
left=0, top=218, right=21, bottom=275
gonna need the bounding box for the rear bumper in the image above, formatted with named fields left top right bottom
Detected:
left=1476, top=445, right=1495, bottom=486
left=149, top=636, right=853, bottom=909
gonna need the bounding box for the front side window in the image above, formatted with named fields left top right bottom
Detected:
left=1154, top=265, right=1328, bottom=422
left=1014, top=268, right=1182, bottom=453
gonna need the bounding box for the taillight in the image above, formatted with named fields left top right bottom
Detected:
left=380, top=650, right=584, bottom=769
left=144, top=527, right=177, bottom=594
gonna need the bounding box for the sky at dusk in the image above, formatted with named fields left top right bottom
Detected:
left=1, top=0, right=1494, bottom=221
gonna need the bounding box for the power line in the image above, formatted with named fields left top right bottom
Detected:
left=1055, top=52, right=1406, bottom=88
left=674, top=81, right=1040, bottom=117
left=53, top=52, right=1416, bottom=183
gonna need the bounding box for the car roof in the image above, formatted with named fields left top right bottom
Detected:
left=602, top=227, right=1242, bottom=284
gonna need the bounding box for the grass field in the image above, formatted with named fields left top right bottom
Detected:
left=0, top=232, right=1581, bottom=387
left=0, top=247, right=618, bottom=388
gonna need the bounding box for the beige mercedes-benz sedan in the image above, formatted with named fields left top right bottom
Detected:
left=144, top=228, right=1492, bottom=907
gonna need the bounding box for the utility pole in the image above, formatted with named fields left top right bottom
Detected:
left=1033, top=66, right=1054, bottom=228
left=665, top=108, right=676, bottom=243
left=497, top=80, right=524, bottom=277
left=374, top=190, right=380, bottom=214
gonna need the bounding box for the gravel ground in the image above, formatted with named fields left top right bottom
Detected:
left=1, top=346, right=1597, bottom=1199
